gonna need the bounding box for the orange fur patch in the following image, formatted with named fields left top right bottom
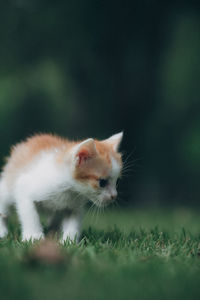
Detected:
left=74, top=140, right=122, bottom=187
left=2, top=134, right=122, bottom=188
left=3, top=134, right=74, bottom=185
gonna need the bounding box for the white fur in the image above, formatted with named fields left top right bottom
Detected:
left=0, top=150, right=86, bottom=241
left=104, top=132, right=123, bottom=151
left=0, top=137, right=122, bottom=242
left=97, top=156, right=121, bottom=206
left=61, top=212, right=82, bottom=243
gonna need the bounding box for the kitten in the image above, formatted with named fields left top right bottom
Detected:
left=0, top=132, right=123, bottom=242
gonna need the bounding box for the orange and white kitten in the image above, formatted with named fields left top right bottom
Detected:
left=0, top=132, right=123, bottom=242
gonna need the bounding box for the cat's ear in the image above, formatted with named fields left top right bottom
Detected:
left=104, top=132, right=123, bottom=152
left=74, top=138, right=97, bottom=166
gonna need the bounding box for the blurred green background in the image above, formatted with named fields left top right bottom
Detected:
left=0, top=0, right=200, bottom=206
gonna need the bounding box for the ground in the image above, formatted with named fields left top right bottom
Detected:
left=0, top=207, right=200, bottom=300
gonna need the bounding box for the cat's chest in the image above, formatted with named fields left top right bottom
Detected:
left=40, top=189, right=85, bottom=211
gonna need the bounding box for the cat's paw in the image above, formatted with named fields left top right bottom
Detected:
left=61, top=234, right=80, bottom=245
left=22, top=232, right=44, bottom=242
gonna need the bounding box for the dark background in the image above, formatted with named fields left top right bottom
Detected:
left=0, top=0, right=200, bottom=207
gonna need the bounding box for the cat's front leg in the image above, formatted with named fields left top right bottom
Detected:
left=16, top=197, right=44, bottom=241
left=61, top=211, right=82, bottom=243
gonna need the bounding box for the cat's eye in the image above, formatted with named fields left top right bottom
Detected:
left=99, top=178, right=109, bottom=188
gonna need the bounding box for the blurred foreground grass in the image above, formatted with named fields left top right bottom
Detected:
left=0, top=207, right=200, bottom=300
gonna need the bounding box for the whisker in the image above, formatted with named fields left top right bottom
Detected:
left=122, top=149, right=136, bottom=165
left=88, top=202, right=96, bottom=216
left=122, top=160, right=142, bottom=171
left=91, top=206, right=97, bottom=224
left=115, top=199, right=120, bottom=208
left=122, top=161, right=138, bottom=168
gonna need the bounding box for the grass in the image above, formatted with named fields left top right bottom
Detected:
left=0, top=207, right=200, bottom=300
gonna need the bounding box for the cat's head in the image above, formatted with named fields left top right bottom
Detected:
left=71, top=132, right=123, bottom=207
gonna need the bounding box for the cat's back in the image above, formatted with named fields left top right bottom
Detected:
left=2, top=134, right=73, bottom=186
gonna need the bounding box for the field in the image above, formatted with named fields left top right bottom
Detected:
left=0, top=207, right=200, bottom=300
